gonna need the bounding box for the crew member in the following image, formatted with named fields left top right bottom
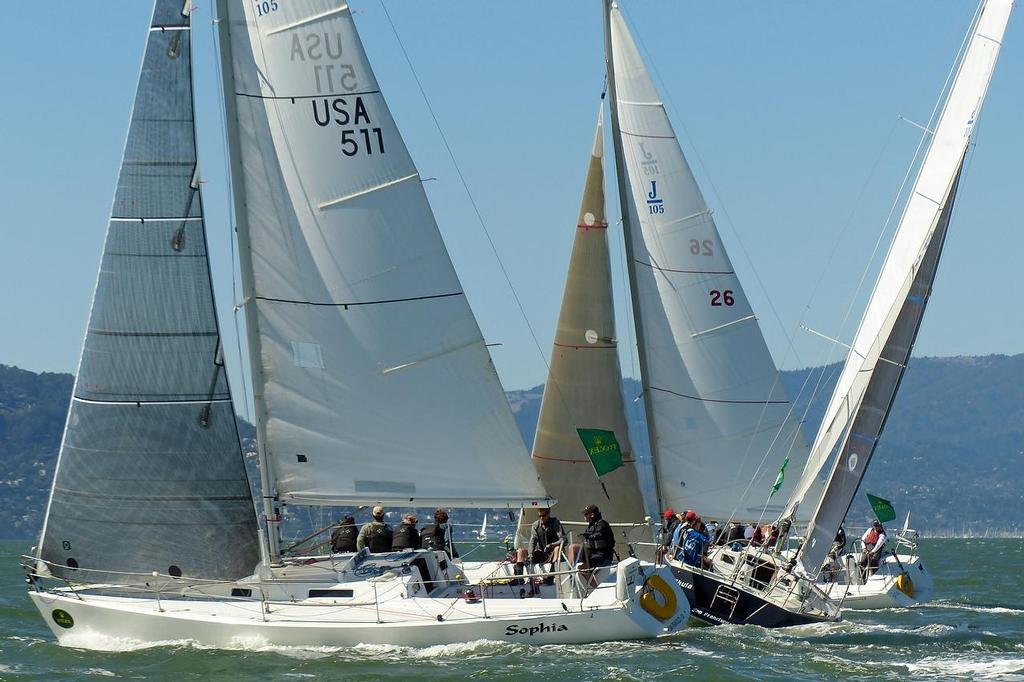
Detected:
left=656, top=509, right=679, bottom=562
left=392, top=512, right=421, bottom=551
left=570, top=504, right=615, bottom=569
left=677, top=517, right=710, bottom=569
left=357, top=505, right=393, bottom=553
left=421, top=508, right=459, bottom=558
left=860, top=520, right=887, bottom=576
left=330, top=514, right=358, bottom=553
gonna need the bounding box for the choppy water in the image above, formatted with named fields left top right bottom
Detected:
left=1, top=539, right=1022, bottom=680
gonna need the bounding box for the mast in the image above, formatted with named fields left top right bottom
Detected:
left=603, top=0, right=665, bottom=514
left=215, top=0, right=280, bottom=564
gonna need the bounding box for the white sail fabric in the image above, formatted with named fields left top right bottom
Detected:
left=37, top=0, right=260, bottom=583
left=607, top=4, right=811, bottom=522
left=526, top=109, right=648, bottom=535
left=793, top=0, right=1012, bottom=576
left=220, top=0, right=548, bottom=507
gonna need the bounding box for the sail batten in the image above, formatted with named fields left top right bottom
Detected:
left=605, top=2, right=814, bottom=521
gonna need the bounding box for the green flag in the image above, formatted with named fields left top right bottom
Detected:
left=576, top=428, right=624, bottom=477
left=770, top=457, right=789, bottom=497
left=866, top=493, right=896, bottom=523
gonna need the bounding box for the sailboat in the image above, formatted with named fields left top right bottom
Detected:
left=780, top=0, right=1014, bottom=614
left=25, top=0, right=688, bottom=648
left=519, top=107, right=652, bottom=557
left=629, top=0, right=1009, bottom=626
left=601, top=1, right=835, bottom=626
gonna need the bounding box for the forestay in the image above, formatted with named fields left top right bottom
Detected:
left=527, top=109, right=647, bottom=528
left=37, top=0, right=260, bottom=583
left=606, top=2, right=811, bottom=522
left=219, top=0, right=549, bottom=506
left=793, top=0, right=1012, bottom=577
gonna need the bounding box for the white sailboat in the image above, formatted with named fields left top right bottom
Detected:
left=25, top=0, right=688, bottom=648
left=780, top=0, right=1013, bottom=612
left=601, top=1, right=834, bottom=626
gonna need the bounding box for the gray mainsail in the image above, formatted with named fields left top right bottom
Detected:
left=36, top=0, right=260, bottom=582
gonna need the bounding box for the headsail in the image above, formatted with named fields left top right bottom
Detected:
left=793, top=0, right=1012, bottom=577
left=526, top=108, right=647, bottom=530
left=218, top=1, right=549, bottom=508
left=604, top=1, right=812, bottom=522
left=37, top=0, right=260, bottom=582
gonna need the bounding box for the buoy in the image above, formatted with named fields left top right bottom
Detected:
left=639, top=574, right=678, bottom=621
left=896, top=572, right=915, bottom=598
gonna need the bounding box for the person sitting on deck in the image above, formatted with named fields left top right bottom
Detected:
left=330, top=514, right=358, bottom=553
left=421, top=508, right=459, bottom=558
left=569, top=504, right=615, bottom=571
left=516, top=507, right=566, bottom=584
left=391, top=512, right=421, bottom=551
left=860, top=520, right=887, bottom=577
left=357, top=505, right=393, bottom=553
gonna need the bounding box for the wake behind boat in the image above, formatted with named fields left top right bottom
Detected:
left=25, top=0, right=688, bottom=648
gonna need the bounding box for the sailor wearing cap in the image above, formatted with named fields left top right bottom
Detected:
left=357, top=504, right=394, bottom=553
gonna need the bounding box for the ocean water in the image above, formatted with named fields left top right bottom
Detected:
left=1, top=538, right=1022, bottom=680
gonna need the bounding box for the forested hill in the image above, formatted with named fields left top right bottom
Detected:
left=2, top=355, right=1022, bottom=539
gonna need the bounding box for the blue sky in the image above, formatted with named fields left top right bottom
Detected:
left=1, top=2, right=1021, bottom=399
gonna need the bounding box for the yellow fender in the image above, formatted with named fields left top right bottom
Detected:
left=896, top=572, right=915, bottom=598
left=639, top=574, right=678, bottom=622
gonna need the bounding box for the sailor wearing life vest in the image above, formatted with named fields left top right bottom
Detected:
left=860, top=520, right=887, bottom=575
left=357, top=505, right=394, bottom=553
left=392, top=512, right=421, bottom=551
left=330, top=514, right=358, bottom=553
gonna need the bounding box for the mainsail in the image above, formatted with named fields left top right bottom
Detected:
left=793, top=0, right=1013, bottom=577
left=37, top=0, right=260, bottom=582
left=218, top=1, right=549, bottom=511
left=527, top=109, right=647, bottom=531
left=604, top=1, right=812, bottom=521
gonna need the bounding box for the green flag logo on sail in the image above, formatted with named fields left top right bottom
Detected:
left=866, top=493, right=896, bottom=523
left=576, top=428, right=624, bottom=477
left=770, top=457, right=789, bottom=497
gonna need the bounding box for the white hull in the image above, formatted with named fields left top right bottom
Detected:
left=822, top=553, right=934, bottom=609
left=28, top=553, right=689, bottom=650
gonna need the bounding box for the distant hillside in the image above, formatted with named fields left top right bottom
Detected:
left=2, top=355, right=1022, bottom=539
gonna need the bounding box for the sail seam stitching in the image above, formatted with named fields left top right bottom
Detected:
left=635, top=260, right=734, bottom=275
left=72, top=396, right=232, bottom=406
left=650, top=386, right=788, bottom=405
left=265, top=5, right=350, bottom=36
left=235, top=89, right=380, bottom=100
left=253, top=291, right=463, bottom=308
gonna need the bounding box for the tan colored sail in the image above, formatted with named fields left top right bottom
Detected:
left=522, top=110, right=650, bottom=553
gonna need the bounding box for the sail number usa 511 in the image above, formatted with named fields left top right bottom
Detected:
left=311, top=97, right=386, bottom=157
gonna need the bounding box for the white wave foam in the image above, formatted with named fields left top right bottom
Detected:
left=83, top=669, right=116, bottom=677
left=922, top=600, right=1024, bottom=615
left=906, top=655, right=1024, bottom=679
left=59, top=631, right=197, bottom=653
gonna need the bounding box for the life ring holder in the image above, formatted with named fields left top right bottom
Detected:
left=639, top=574, right=678, bottom=621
